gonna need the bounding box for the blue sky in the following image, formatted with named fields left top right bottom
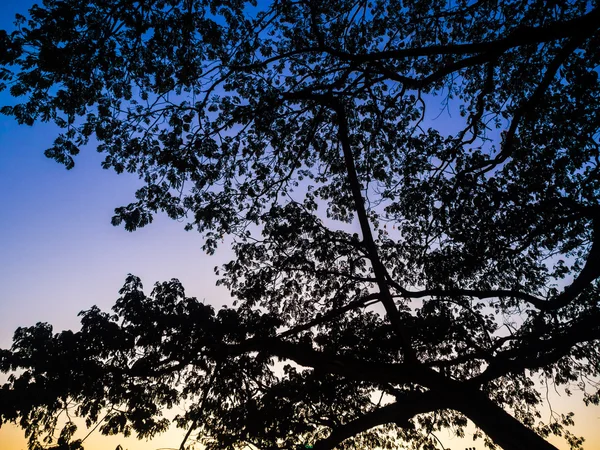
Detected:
left=0, top=2, right=598, bottom=450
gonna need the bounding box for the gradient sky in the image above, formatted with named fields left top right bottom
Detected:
left=0, top=2, right=598, bottom=450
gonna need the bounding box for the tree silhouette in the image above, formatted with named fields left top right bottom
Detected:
left=1, top=1, right=599, bottom=449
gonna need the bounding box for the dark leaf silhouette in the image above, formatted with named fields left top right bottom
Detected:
left=1, top=1, right=600, bottom=449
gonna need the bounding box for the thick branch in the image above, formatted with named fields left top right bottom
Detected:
left=311, top=391, right=446, bottom=450
left=473, top=309, right=600, bottom=385
left=323, top=7, right=600, bottom=64
left=544, top=216, right=600, bottom=310
left=229, top=337, right=444, bottom=387
left=233, top=7, right=600, bottom=76
left=332, top=99, right=416, bottom=362
left=310, top=388, right=560, bottom=450
left=453, top=390, right=559, bottom=450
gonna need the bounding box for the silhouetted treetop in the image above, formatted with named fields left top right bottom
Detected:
left=1, top=1, right=599, bottom=449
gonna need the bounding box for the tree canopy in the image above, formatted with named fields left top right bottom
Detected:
left=1, top=0, right=600, bottom=449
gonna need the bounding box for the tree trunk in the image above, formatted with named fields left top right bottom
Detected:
left=454, top=391, right=558, bottom=450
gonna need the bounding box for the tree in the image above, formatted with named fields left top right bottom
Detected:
left=1, top=0, right=599, bottom=449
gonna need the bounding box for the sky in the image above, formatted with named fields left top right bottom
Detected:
left=0, top=1, right=598, bottom=450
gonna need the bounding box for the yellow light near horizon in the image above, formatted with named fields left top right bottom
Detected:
left=0, top=423, right=190, bottom=450
left=2, top=402, right=600, bottom=450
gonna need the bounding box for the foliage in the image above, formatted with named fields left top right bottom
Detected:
left=1, top=0, right=600, bottom=449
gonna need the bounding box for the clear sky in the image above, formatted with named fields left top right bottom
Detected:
left=0, top=2, right=598, bottom=450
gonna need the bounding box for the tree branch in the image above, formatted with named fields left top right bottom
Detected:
left=277, top=292, right=382, bottom=338
left=227, top=337, right=446, bottom=388
left=399, top=287, right=546, bottom=309
left=322, top=7, right=600, bottom=63
left=331, top=98, right=416, bottom=362
left=464, top=30, right=596, bottom=175
left=544, top=216, right=600, bottom=310
left=311, top=391, right=447, bottom=450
